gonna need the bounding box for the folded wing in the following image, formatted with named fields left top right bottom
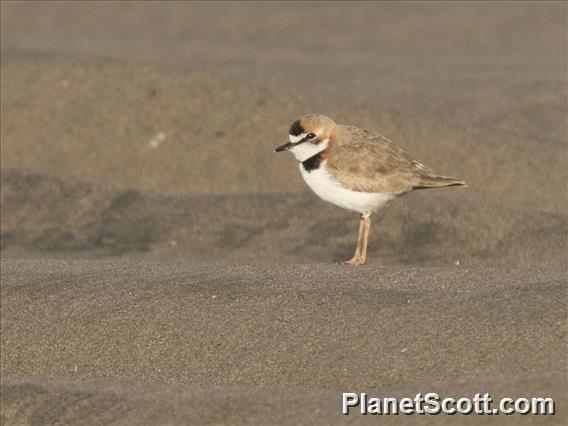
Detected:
left=327, top=130, right=466, bottom=194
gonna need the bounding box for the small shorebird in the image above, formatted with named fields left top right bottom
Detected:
left=275, top=114, right=466, bottom=266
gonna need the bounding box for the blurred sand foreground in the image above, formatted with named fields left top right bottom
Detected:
left=1, top=2, right=566, bottom=425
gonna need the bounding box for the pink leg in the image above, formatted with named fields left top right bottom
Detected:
left=345, top=215, right=371, bottom=266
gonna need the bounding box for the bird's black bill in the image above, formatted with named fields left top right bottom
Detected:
left=274, top=142, right=293, bottom=152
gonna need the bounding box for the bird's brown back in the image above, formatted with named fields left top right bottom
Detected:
left=326, top=125, right=465, bottom=194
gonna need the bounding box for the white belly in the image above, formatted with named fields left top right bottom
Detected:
left=299, top=162, right=395, bottom=216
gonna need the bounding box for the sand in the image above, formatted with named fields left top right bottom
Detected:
left=1, top=2, right=566, bottom=425
left=2, top=260, right=566, bottom=425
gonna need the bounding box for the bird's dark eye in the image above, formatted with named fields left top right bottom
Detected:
left=307, top=133, right=316, bottom=140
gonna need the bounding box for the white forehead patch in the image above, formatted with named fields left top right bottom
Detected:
left=289, top=133, right=307, bottom=143
left=289, top=138, right=329, bottom=162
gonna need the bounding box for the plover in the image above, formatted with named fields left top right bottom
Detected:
left=275, top=114, right=466, bottom=266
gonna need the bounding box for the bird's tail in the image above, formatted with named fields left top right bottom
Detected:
left=413, top=174, right=467, bottom=190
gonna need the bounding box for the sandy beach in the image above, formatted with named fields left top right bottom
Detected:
left=2, top=259, right=566, bottom=424
left=1, top=2, right=566, bottom=424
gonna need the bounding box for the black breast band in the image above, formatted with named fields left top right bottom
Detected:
left=301, top=152, right=324, bottom=172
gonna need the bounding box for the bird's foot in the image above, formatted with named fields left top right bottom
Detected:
left=344, top=256, right=366, bottom=266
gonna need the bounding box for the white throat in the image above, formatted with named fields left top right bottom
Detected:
left=289, top=138, right=329, bottom=162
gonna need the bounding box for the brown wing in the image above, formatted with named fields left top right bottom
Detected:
left=326, top=143, right=424, bottom=194
left=327, top=127, right=465, bottom=194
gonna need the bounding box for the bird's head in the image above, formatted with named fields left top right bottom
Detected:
left=275, top=114, right=336, bottom=162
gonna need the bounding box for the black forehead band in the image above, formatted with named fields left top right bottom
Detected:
left=289, top=120, right=304, bottom=136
